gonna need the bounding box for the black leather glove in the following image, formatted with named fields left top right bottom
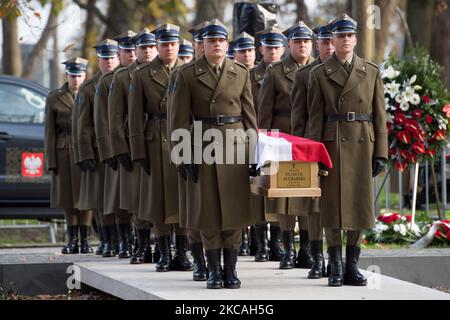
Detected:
left=178, top=165, right=188, bottom=181
left=372, top=158, right=386, bottom=177
left=81, top=159, right=97, bottom=173
left=139, top=158, right=151, bottom=175
left=105, top=158, right=118, bottom=171
left=249, top=164, right=259, bottom=177
left=77, top=161, right=87, bottom=172
left=48, top=167, right=57, bottom=175
left=184, top=164, right=198, bottom=183
left=116, top=153, right=132, bottom=172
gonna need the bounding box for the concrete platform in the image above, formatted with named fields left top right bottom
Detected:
left=75, top=257, right=450, bottom=300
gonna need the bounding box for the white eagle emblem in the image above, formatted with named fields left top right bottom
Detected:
left=24, top=155, right=43, bottom=175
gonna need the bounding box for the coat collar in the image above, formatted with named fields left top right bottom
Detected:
left=149, top=57, right=182, bottom=89
left=283, top=55, right=314, bottom=81
left=194, top=56, right=238, bottom=96
left=252, top=61, right=267, bottom=82
left=212, top=57, right=238, bottom=99
left=324, top=53, right=367, bottom=95
left=57, top=82, right=74, bottom=109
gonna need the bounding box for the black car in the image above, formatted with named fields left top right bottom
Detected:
left=0, top=75, right=62, bottom=218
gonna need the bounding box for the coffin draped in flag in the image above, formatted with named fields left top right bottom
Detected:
left=256, top=131, right=333, bottom=169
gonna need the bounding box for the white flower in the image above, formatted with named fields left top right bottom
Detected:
left=399, top=224, right=407, bottom=236
left=414, top=85, right=422, bottom=91
left=409, top=75, right=417, bottom=85
left=382, top=66, right=400, bottom=80
left=395, top=93, right=406, bottom=104
left=407, top=222, right=422, bottom=237
left=374, top=223, right=389, bottom=234
left=400, top=101, right=410, bottom=111
left=385, top=82, right=401, bottom=99
left=411, top=94, right=421, bottom=106
left=404, top=86, right=416, bottom=102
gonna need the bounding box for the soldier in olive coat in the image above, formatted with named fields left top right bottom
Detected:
left=94, top=32, right=136, bottom=259
left=45, top=57, right=93, bottom=254
left=258, top=21, right=315, bottom=270
left=249, top=27, right=286, bottom=263
left=169, top=20, right=258, bottom=289
left=76, top=39, right=119, bottom=256
left=128, top=23, right=193, bottom=273
left=109, top=29, right=158, bottom=265
left=290, top=23, right=335, bottom=279
left=306, top=14, right=387, bottom=287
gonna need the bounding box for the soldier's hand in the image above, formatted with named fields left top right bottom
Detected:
left=249, top=164, right=259, bottom=177
left=185, top=164, right=198, bottom=183
left=178, top=165, right=188, bottom=181
left=82, top=159, right=97, bottom=173
left=77, top=161, right=87, bottom=172
left=48, top=167, right=58, bottom=175
left=139, top=158, right=151, bottom=175
left=105, top=158, right=118, bottom=171
left=116, top=153, right=132, bottom=172
left=318, top=163, right=329, bottom=177
left=372, top=158, right=386, bottom=178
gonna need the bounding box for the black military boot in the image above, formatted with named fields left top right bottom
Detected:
left=95, top=226, right=105, bottom=255
left=79, top=225, right=93, bottom=254
left=130, top=229, right=152, bottom=264
left=153, top=238, right=161, bottom=263
left=254, top=225, right=268, bottom=262
left=117, top=224, right=132, bottom=259
left=328, top=246, right=343, bottom=287
left=238, top=229, right=250, bottom=256
left=62, top=225, right=79, bottom=254
left=268, top=225, right=284, bottom=261
left=296, top=230, right=314, bottom=269
left=279, top=231, right=295, bottom=269
left=308, top=240, right=326, bottom=279
left=205, top=249, right=223, bottom=289
left=223, top=248, right=241, bottom=289
left=171, top=235, right=194, bottom=271
left=249, top=226, right=257, bottom=256
left=343, top=246, right=367, bottom=286
left=112, top=223, right=120, bottom=254
left=102, top=225, right=116, bottom=257
left=155, top=235, right=172, bottom=272
left=191, top=242, right=208, bottom=281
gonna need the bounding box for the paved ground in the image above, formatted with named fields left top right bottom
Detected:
left=75, top=257, right=450, bottom=300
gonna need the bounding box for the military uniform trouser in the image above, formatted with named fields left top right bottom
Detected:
left=134, top=215, right=152, bottom=230
left=279, top=215, right=308, bottom=231
left=101, top=210, right=132, bottom=225
left=325, top=229, right=363, bottom=247
left=200, top=229, right=242, bottom=251
left=308, top=212, right=323, bottom=241
left=187, top=228, right=202, bottom=245
left=153, top=222, right=186, bottom=238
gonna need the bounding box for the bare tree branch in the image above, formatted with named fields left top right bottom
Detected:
left=72, top=0, right=109, bottom=25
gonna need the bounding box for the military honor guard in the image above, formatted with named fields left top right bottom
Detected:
left=109, top=28, right=158, bottom=264
left=169, top=19, right=258, bottom=289
left=128, top=23, right=193, bottom=272
left=45, top=57, right=93, bottom=254
left=178, top=39, right=194, bottom=64
left=258, top=21, right=315, bottom=270
left=306, top=14, right=387, bottom=286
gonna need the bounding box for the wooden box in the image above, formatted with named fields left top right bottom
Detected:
left=250, top=161, right=321, bottom=198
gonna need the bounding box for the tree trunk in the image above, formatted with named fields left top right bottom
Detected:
left=81, top=0, right=98, bottom=76
left=374, top=0, right=399, bottom=64
left=406, top=0, right=435, bottom=50
left=194, top=0, right=227, bottom=25
left=295, top=0, right=312, bottom=26
left=2, top=16, right=22, bottom=76
left=22, top=1, right=60, bottom=79
left=354, top=0, right=375, bottom=60
left=430, top=0, right=450, bottom=91
left=50, top=28, right=60, bottom=90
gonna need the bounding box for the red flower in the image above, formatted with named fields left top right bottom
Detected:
left=435, top=230, right=444, bottom=239
left=388, top=148, right=396, bottom=157
left=395, top=160, right=408, bottom=172
left=406, top=152, right=418, bottom=163
left=405, top=119, right=420, bottom=134
left=406, top=214, right=412, bottom=222
left=425, top=115, right=433, bottom=124
left=423, top=96, right=431, bottom=104
left=394, top=112, right=407, bottom=125
left=412, top=142, right=426, bottom=154
left=447, top=232, right=450, bottom=242
left=433, top=130, right=446, bottom=141
left=397, top=130, right=412, bottom=144
left=392, top=213, right=402, bottom=222
left=411, top=109, right=423, bottom=119
left=443, top=104, right=450, bottom=118
left=425, top=149, right=437, bottom=158
left=399, top=149, right=409, bottom=159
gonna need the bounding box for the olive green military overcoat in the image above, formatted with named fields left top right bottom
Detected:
left=76, top=72, right=105, bottom=211
left=306, top=53, right=388, bottom=230
left=169, top=56, right=258, bottom=231
left=45, top=83, right=81, bottom=209
left=108, top=62, right=142, bottom=214
left=128, top=57, right=183, bottom=224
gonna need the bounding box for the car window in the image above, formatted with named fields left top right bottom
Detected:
left=0, top=83, right=46, bottom=124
